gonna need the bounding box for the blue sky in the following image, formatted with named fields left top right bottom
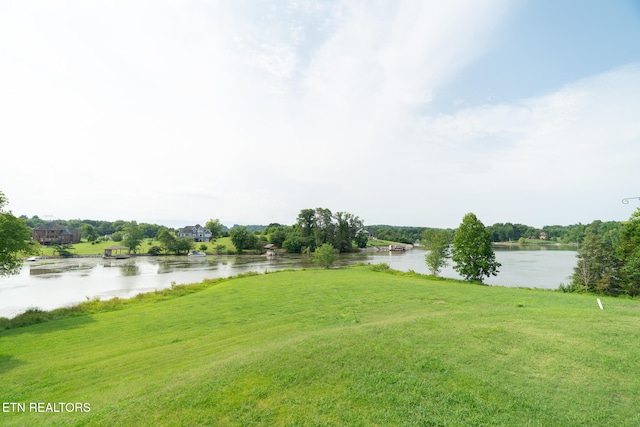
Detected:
left=1, top=0, right=639, bottom=229
left=436, top=0, right=640, bottom=111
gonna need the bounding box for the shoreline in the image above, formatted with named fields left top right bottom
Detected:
left=492, top=241, right=578, bottom=247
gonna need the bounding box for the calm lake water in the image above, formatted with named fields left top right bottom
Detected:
left=0, top=247, right=577, bottom=318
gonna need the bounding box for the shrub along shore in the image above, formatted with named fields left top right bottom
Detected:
left=1, top=265, right=640, bottom=426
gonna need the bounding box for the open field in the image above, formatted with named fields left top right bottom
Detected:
left=366, top=238, right=402, bottom=247
left=1, top=266, right=640, bottom=426
left=35, top=237, right=237, bottom=256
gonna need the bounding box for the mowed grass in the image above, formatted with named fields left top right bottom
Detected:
left=2, top=266, right=640, bottom=426
left=36, top=237, right=237, bottom=256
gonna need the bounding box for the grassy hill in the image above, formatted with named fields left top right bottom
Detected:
left=1, top=266, right=640, bottom=426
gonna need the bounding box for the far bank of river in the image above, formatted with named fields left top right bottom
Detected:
left=0, top=247, right=577, bottom=318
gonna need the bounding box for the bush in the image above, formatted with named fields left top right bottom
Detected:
left=371, top=263, right=390, bottom=272
left=313, top=243, right=337, bottom=268
left=53, top=243, right=74, bottom=257
left=148, top=245, right=163, bottom=255
left=7, top=308, right=47, bottom=329
left=0, top=317, right=10, bottom=330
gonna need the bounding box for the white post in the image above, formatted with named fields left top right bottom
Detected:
left=597, top=298, right=603, bottom=310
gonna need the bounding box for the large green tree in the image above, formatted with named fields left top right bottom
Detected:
left=81, top=224, right=99, bottom=242
left=157, top=228, right=176, bottom=253
left=314, top=208, right=335, bottom=249
left=293, top=208, right=365, bottom=253
left=334, top=211, right=364, bottom=253
left=122, top=221, right=144, bottom=254
left=617, top=208, right=640, bottom=296
left=0, top=191, right=36, bottom=276
left=282, top=226, right=306, bottom=254
left=172, top=237, right=195, bottom=255
left=266, top=224, right=288, bottom=248
left=205, top=218, right=225, bottom=240
left=452, top=213, right=500, bottom=283
left=295, top=209, right=317, bottom=251
left=230, top=226, right=250, bottom=254
left=570, top=230, right=620, bottom=294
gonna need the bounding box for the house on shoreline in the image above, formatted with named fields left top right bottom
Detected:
left=177, top=224, right=213, bottom=242
left=32, top=222, right=81, bottom=245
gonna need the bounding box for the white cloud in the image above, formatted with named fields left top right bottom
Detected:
left=395, top=65, right=640, bottom=226
left=0, top=1, right=638, bottom=229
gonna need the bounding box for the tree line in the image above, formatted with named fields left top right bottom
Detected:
left=251, top=208, right=367, bottom=255
left=18, top=213, right=622, bottom=249
left=8, top=206, right=368, bottom=258
left=3, top=187, right=639, bottom=297
left=362, top=221, right=623, bottom=246
left=566, top=208, right=640, bottom=296
left=21, top=216, right=192, bottom=242
left=486, top=221, right=622, bottom=244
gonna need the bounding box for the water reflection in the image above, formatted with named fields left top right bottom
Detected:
left=493, top=244, right=577, bottom=251
left=119, top=263, right=140, bottom=277
left=0, top=249, right=577, bottom=319
left=30, top=267, right=66, bottom=276
left=29, top=260, right=95, bottom=276
left=156, top=260, right=174, bottom=275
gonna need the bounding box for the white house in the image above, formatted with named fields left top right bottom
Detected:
left=177, top=224, right=213, bottom=242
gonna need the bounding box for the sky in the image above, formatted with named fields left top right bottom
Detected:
left=1, top=0, right=639, bottom=229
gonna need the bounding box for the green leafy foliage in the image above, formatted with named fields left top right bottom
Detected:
left=570, top=231, right=620, bottom=294
left=80, top=224, right=99, bottom=242
left=265, top=224, right=288, bottom=247
left=293, top=208, right=365, bottom=253
left=122, top=221, right=144, bottom=254
left=230, top=226, right=250, bottom=253
left=566, top=208, right=640, bottom=296
left=283, top=226, right=307, bottom=254
left=0, top=191, right=36, bottom=275
left=366, top=225, right=426, bottom=244
left=422, top=229, right=452, bottom=276
left=52, top=243, right=75, bottom=257
left=172, top=237, right=195, bottom=255
left=452, top=213, right=500, bottom=283
left=148, top=245, right=163, bottom=255
left=370, top=263, right=390, bottom=272
left=205, top=218, right=226, bottom=240
left=157, top=228, right=175, bottom=253
left=616, top=209, right=640, bottom=296
left=313, top=243, right=337, bottom=268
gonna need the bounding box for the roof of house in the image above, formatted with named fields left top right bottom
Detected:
left=178, top=225, right=211, bottom=233
left=34, top=222, right=71, bottom=232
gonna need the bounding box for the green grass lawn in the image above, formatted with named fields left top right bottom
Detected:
left=2, top=266, right=640, bottom=426
left=366, top=238, right=404, bottom=247
left=35, top=237, right=237, bottom=256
